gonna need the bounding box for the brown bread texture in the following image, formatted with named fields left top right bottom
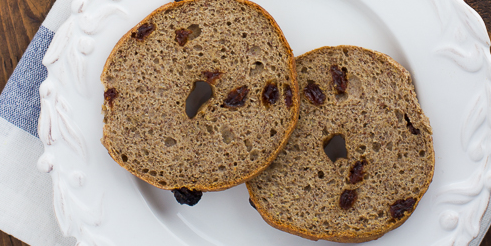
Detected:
left=100, top=0, right=299, bottom=192
left=246, top=46, right=434, bottom=243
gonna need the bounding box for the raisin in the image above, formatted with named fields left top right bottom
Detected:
left=339, top=189, right=357, bottom=209
left=349, top=160, right=367, bottom=184
left=390, top=198, right=416, bottom=219
left=172, top=188, right=203, bottom=206
left=202, top=70, right=223, bottom=85
left=223, top=86, right=249, bottom=108
left=131, top=23, right=155, bottom=41
left=249, top=198, right=257, bottom=210
left=262, top=83, right=279, bottom=106
left=284, top=85, right=293, bottom=108
left=404, top=114, right=420, bottom=135
left=175, top=29, right=193, bottom=46
left=304, top=83, right=325, bottom=105
left=330, top=65, right=348, bottom=93
left=104, top=88, right=118, bottom=107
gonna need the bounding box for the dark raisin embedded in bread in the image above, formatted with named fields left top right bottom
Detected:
left=101, top=0, right=299, bottom=193
left=247, top=45, right=434, bottom=243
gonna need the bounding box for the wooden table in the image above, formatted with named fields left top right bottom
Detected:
left=1, top=0, right=491, bottom=245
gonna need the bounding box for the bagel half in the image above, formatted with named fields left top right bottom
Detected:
left=101, top=0, right=299, bottom=192
left=246, top=45, right=434, bottom=242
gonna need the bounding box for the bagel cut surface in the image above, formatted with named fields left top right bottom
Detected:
left=247, top=46, right=434, bottom=242
left=100, top=0, right=299, bottom=192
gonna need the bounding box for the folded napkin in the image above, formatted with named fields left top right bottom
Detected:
left=0, top=0, right=489, bottom=245
left=0, top=0, right=76, bottom=245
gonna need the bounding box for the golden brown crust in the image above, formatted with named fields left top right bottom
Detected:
left=101, top=0, right=299, bottom=192
left=247, top=45, right=434, bottom=242
left=247, top=183, right=428, bottom=243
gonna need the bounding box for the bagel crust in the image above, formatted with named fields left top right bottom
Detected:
left=100, top=0, right=299, bottom=192
left=247, top=46, right=434, bottom=243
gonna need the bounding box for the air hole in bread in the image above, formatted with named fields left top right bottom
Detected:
left=242, top=33, right=247, bottom=38
left=218, top=165, right=226, bottom=171
left=206, top=125, right=214, bottom=134
left=248, top=46, right=261, bottom=56
left=142, top=168, right=149, bottom=174
left=317, top=171, right=325, bottom=179
left=159, top=180, right=167, bottom=186
left=335, top=92, right=348, bottom=103
left=292, top=144, right=300, bottom=151
left=324, top=134, right=348, bottom=163
left=164, top=137, right=177, bottom=147
left=221, top=125, right=235, bottom=144
left=193, top=45, right=202, bottom=51
left=419, top=150, right=426, bottom=157
left=395, top=109, right=404, bottom=123
left=301, top=67, right=308, bottom=73
left=149, top=170, right=157, bottom=176
left=143, top=149, right=149, bottom=156
left=187, top=24, right=202, bottom=40
left=250, top=62, right=264, bottom=76
left=250, top=150, right=259, bottom=161
left=244, top=139, right=253, bottom=152
left=372, top=142, right=381, bottom=152
left=185, top=81, right=213, bottom=119
left=121, top=154, right=128, bottom=162
left=356, top=145, right=367, bottom=154
left=404, top=114, right=421, bottom=135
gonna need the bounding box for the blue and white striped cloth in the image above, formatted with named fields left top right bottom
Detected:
left=0, top=0, right=75, bottom=245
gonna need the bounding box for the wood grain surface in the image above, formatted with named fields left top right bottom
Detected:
left=0, top=0, right=491, bottom=245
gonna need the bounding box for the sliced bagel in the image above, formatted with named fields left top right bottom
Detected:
left=101, top=0, right=299, bottom=192
left=246, top=45, right=434, bottom=242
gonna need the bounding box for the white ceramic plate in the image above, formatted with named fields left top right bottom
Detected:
left=37, top=0, right=491, bottom=245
